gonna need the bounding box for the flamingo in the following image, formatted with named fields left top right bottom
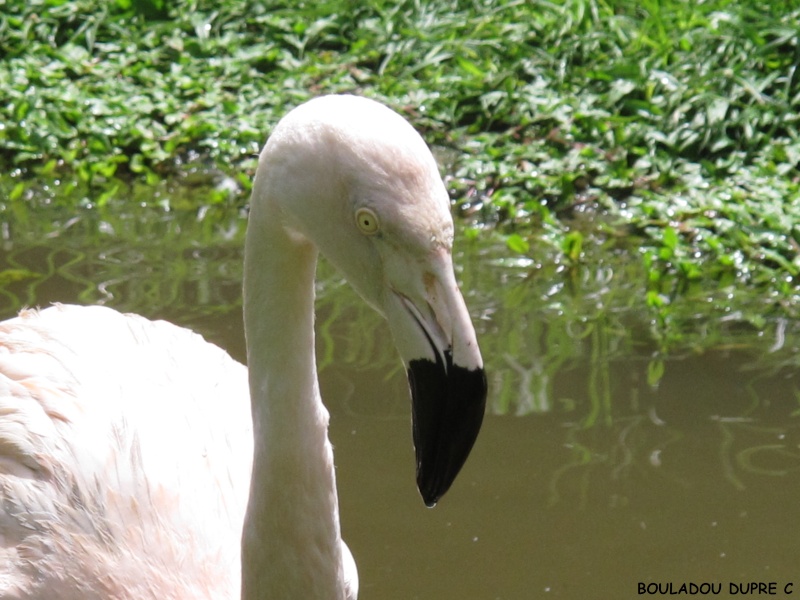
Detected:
left=0, top=94, right=487, bottom=599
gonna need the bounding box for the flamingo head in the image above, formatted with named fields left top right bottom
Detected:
left=255, top=94, right=487, bottom=506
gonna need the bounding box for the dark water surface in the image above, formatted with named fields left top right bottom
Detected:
left=1, top=199, right=798, bottom=599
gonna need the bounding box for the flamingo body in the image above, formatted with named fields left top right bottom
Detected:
left=0, top=305, right=251, bottom=598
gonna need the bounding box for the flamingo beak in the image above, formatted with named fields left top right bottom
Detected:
left=407, top=350, right=486, bottom=507
left=384, top=255, right=487, bottom=507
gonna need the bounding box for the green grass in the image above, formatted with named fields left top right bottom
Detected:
left=1, top=0, right=799, bottom=329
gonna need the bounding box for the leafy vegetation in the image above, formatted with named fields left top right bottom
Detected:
left=1, top=0, right=799, bottom=338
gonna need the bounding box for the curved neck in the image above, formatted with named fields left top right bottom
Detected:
left=241, top=204, right=346, bottom=600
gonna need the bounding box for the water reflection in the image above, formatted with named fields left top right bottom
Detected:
left=1, top=198, right=798, bottom=598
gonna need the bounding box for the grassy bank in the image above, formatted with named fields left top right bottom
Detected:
left=1, top=0, right=799, bottom=326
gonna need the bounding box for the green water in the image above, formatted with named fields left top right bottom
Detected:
left=1, top=197, right=798, bottom=599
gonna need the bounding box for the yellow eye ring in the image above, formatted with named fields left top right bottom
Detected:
left=355, top=207, right=380, bottom=235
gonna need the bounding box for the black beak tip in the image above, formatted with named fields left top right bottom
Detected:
left=408, top=358, right=487, bottom=507
left=422, top=492, right=439, bottom=509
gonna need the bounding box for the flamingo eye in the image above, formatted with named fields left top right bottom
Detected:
left=355, top=207, right=380, bottom=235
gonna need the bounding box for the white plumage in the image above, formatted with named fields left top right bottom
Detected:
left=0, top=305, right=251, bottom=598
left=0, top=95, right=486, bottom=599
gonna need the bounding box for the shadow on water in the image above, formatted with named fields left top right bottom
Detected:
left=1, top=195, right=798, bottom=598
